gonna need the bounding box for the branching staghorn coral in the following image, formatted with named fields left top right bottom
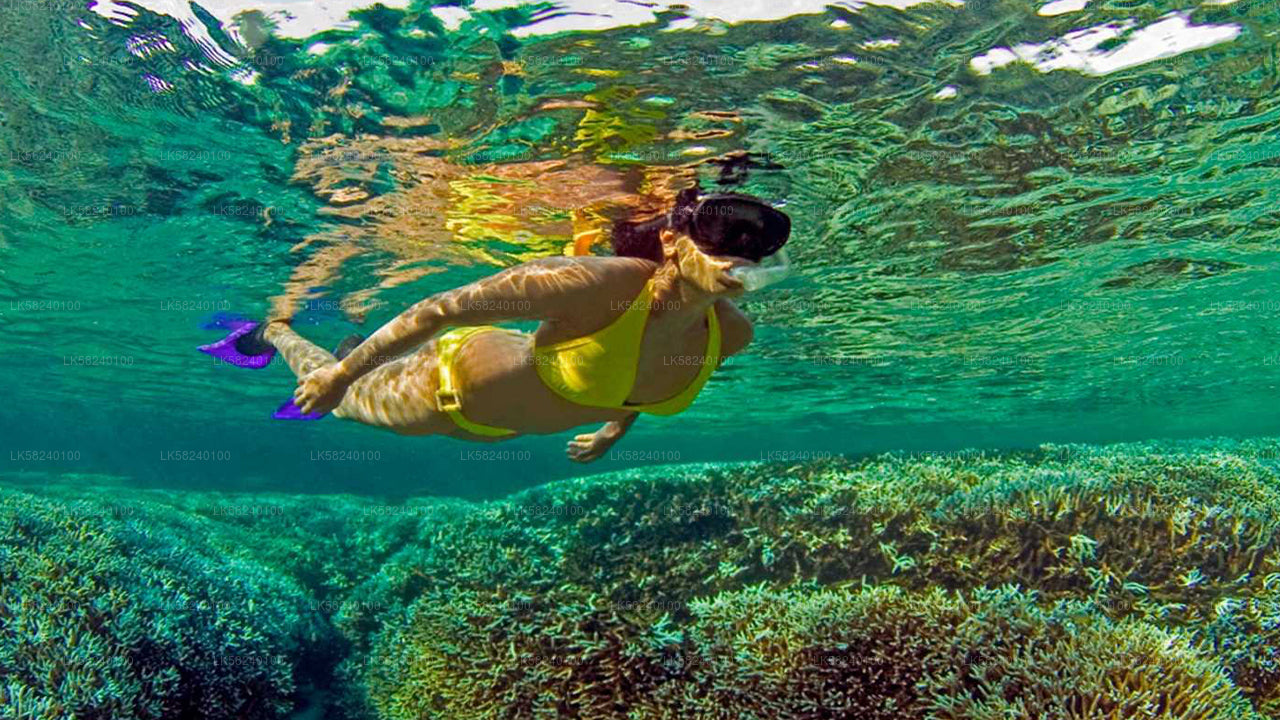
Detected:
left=366, top=582, right=1263, bottom=720
left=926, top=586, right=1260, bottom=720
left=366, top=586, right=683, bottom=720
left=0, top=489, right=331, bottom=720
left=8, top=438, right=1280, bottom=719
left=356, top=440, right=1280, bottom=718
left=656, top=584, right=968, bottom=720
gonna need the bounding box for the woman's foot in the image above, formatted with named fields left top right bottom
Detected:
left=234, top=322, right=275, bottom=356
left=198, top=317, right=279, bottom=369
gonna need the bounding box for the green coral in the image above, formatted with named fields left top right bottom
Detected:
left=673, top=584, right=1258, bottom=720
left=366, top=587, right=675, bottom=720
left=366, top=581, right=1263, bottom=720
left=926, top=586, right=1260, bottom=720
left=6, top=483, right=436, bottom=607
left=355, top=440, right=1280, bottom=718
left=661, top=584, right=966, bottom=719
left=6, top=438, right=1280, bottom=719
left=0, top=489, right=331, bottom=720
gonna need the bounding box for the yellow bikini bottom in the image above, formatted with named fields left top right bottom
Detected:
left=434, top=326, right=520, bottom=437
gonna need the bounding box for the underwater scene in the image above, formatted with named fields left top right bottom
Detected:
left=3, top=0, right=1280, bottom=716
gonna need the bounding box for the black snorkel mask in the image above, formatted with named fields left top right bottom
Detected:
left=667, top=188, right=792, bottom=263
left=610, top=187, right=794, bottom=290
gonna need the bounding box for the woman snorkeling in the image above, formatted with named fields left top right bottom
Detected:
left=199, top=188, right=791, bottom=462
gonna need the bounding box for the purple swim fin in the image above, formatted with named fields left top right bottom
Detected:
left=198, top=318, right=276, bottom=369
left=273, top=399, right=325, bottom=421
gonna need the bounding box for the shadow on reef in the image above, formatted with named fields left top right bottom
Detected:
left=4, top=436, right=1280, bottom=719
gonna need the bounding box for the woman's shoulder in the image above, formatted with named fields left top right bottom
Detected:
left=522, top=254, right=656, bottom=287
left=516, top=255, right=655, bottom=331
left=536, top=253, right=655, bottom=272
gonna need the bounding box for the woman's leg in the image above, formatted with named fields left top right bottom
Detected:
left=335, top=348, right=453, bottom=434
left=264, top=321, right=453, bottom=435
left=263, top=321, right=337, bottom=378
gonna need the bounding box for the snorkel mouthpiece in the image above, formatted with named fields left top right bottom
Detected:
left=728, top=247, right=792, bottom=291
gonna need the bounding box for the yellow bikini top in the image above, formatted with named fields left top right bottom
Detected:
left=534, top=277, right=721, bottom=415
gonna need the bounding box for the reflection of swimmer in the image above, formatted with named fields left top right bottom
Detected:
left=199, top=190, right=791, bottom=462
left=271, top=135, right=700, bottom=324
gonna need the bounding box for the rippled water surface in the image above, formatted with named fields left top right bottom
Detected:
left=1, top=0, right=1278, bottom=494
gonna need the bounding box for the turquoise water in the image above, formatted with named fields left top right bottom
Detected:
left=5, top=1, right=1280, bottom=718
left=1, top=0, right=1279, bottom=496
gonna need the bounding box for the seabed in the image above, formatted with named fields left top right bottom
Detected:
left=3, top=437, right=1279, bottom=719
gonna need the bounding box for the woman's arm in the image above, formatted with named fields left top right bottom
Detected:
left=292, top=257, right=636, bottom=415
left=714, top=298, right=754, bottom=359
left=335, top=256, right=604, bottom=386
left=568, top=412, right=639, bottom=463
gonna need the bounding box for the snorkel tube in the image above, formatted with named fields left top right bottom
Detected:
left=728, top=247, right=792, bottom=291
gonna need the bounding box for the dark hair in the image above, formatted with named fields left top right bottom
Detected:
left=609, top=212, right=669, bottom=262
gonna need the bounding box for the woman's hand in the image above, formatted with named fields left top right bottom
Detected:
left=293, top=364, right=350, bottom=416
left=671, top=232, right=746, bottom=296
left=567, top=425, right=624, bottom=463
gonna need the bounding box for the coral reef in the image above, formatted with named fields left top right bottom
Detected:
left=0, top=488, right=333, bottom=720
left=354, top=439, right=1280, bottom=719
left=664, top=584, right=965, bottom=720
left=925, top=586, right=1260, bottom=720
left=5, top=437, right=1280, bottom=719
left=668, top=584, right=1258, bottom=720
